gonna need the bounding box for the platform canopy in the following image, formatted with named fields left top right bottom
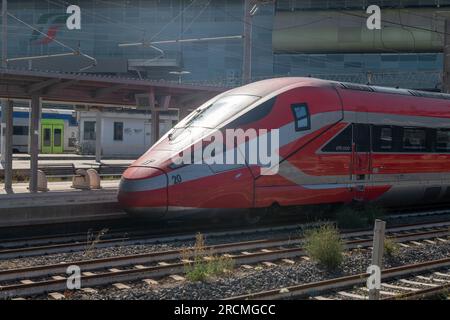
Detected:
left=0, top=68, right=228, bottom=193
left=0, top=68, right=226, bottom=107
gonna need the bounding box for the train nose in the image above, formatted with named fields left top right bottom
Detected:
left=117, top=166, right=168, bottom=218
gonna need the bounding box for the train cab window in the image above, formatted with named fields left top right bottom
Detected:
left=353, top=124, right=370, bottom=152
left=372, top=126, right=393, bottom=152
left=402, top=127, right=426, bottom=151
left=322, top=125, right=352, bottom=152
left=436, top=129, right=450, bottom=152
left=291, top=103, right=310, bottom=131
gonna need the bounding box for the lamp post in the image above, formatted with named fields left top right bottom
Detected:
left=169, top=70, right=191, bottom=84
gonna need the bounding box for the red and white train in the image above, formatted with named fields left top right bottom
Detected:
left=118, top=77, right=450, bottom=220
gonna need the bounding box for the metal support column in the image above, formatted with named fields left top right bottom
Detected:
left=242, top=0, right=253, bottom=84
left=29, top=95, right=41, bottom=193
left=95, top=110, right=102, bottom=163
left=3, top=99, right=12, bottom=192
left=443, top=18, right=450, bottom=93
left=151, top=109, right=160, bottom=144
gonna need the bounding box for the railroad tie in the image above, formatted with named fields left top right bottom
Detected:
left=158, top=262, right=171, bottom=266
left=436, top=238, right=447, bottom=243
left=423, top=240, right=436, bottom=245
left=81, top=288, right=98, bottom=294
left=400, top=279, right=439, bottom=287
left=134, top=265, right=147, bottom=269
left=241, top=264, right=253, bottom=270
left=108, top=268, right=122, bottom=273
left=143, top=279, right=159, bottom=286
left=282, top=259, right=295, bottom=265
left=82, top=272, right=96, bottom=276
left=398, top=243, right=410, bottom=248
left=52, top=276, right=66, bottom=280
left=434, top=272, right=450, bottom=278
left=361, top=287, right=397, bottom=296
left=382, top=283, right=419, bottom=291
left=313, top=296, right=334, bottom=300
left=337, top=291, right=367, bottom=300
left=20, top=279, right=34, bottom=284
left=169, top=275, right=185, bottom=282
left=260, top=249, right=272, bottom=253
left=410, top=241, right=423, bottom=246
left=112, top=283, right=131, bottom=290
left=48, top=292, right=65, bottom=300
left=262, top=261, right=277, bottom=267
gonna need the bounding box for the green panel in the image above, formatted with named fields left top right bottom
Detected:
left=41, top=124, right=52, bottom=154
left=52, top=125, right=64, bottom=154
left=41, top=120, right=64, bottom=153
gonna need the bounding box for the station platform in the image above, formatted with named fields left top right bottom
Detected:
left=0, top=180, right=125, bottom=228
left=10, top=153, right=137, bottom=161
left=0, top=158, right=134, bottom=170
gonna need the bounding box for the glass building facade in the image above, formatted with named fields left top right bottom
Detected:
left=1, top=0, right=449, bottom=89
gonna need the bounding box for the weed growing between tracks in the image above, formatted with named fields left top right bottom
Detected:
left=84, top=228, right=109, bottom=258
left=384, top=237, right=400, bottom=258
left=182, top=233, right=234, bottom=282
left=304, top=224, right=344, bottom=270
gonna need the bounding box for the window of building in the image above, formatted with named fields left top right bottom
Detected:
left=83, top=121, right=96, bottom=141
left=372, top=126, right=393, bottom=152
left=13, top=126, right=28, bottom=136
left=322, top=125, right=352, bottom=152
left=436, top=129, right=450, bottom=152
left=402, top=127, right=426, bottom=151
left=291, top=103, right=310, bottom=131
left=114, top=122, right=123, bottom=141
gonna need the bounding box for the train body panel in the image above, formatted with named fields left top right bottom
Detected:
left=118, top=77, right=450, bottom=217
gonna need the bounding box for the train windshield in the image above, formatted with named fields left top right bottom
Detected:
left=178, top=95, right=259, bottom=129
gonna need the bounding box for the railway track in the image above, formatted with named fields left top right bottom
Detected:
left=0, top=220, right=449, bottom=299
left=226, top=257, right=450, bottom=300
left=2, top=207, right=450, bottom=260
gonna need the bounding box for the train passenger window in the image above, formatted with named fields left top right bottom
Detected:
left=402, top=128, right=426, bottom=151
left=291, top=103, right=310, bottom=131
left=114, top=122, right=124, bottom=141
left=372, top=126, right=393, bottom=152
left=353, top=124, right=370, bottom=152
left=83, top=121, right=96, bottom=141
left=13, top=126, right=29, bottom=136
left=322, top=125, right=352, bottom=152
left=436, top=129, right=450, bottom=152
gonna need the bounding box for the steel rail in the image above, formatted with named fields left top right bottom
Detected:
left=0, top=223, right=449, bottom=299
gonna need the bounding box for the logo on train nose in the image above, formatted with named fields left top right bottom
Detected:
left=171, top=128, right=280, bottom=176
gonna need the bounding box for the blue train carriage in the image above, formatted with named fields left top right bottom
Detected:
left=0, top=106, right=78, bottom=154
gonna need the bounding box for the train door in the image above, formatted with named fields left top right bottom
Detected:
left=41, top=120, right=64, bottom=154
left=352, top=123, right=372, bottom=201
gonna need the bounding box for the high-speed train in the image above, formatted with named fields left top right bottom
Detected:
left=117, top=77, right=450, bottom=220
